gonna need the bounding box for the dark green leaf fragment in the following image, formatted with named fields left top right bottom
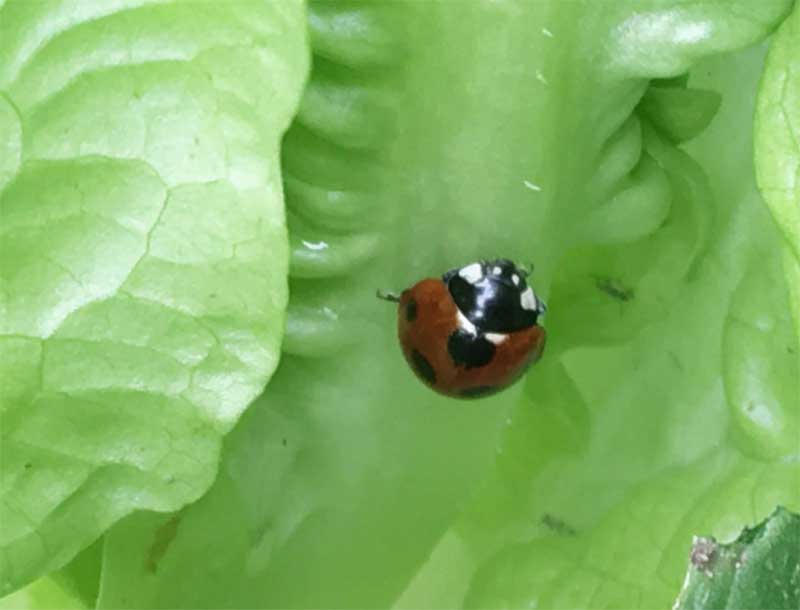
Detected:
left=674, top=507, right=800, bottom=610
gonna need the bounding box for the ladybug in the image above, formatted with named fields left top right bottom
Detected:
left=379, top=259, right=547, bottom=398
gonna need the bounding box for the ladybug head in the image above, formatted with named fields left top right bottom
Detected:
left=443, top=259, right=546, bottom=333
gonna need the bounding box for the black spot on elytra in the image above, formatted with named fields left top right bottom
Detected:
left=411, top=349, right=437, bottom=385
left=448, top=329, right=496, bottom=369
left=406, top=299, right=418, bottom=322
left=460, top=385, right=498, bottom=398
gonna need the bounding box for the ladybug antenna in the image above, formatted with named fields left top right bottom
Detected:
left=376, top=289, right=400, bottom=303
left=518, top=262, right=535, bottom=277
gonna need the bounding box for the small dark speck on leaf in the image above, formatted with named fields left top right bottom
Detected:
left=690, top=536, right=718, bottom=575
left=282, top=438, right=287, bottom=447
left=594, top=276, right=634, bottom=302
left=541, top=513, right=577, bottom=536
left=788, top=346, right=796, bottom=354
left=24, top=463, right=32, bottom=470
left=146, top=515, right=181, bottom=574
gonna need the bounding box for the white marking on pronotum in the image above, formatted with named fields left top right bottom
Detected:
left=485, top=332, right=508, bottom=345
left=456, top=310, right=478, bottom=335
left=521, top=287, right=538, bottom=311
left=492, top=266, right=502, bottom=275
left=511, top=274, right=520, bottom=286
left=523, top=180, right=542, bottom=192
left=458, top=263, right=483, bottom=284
left=542, top=27, right=554, bottom=38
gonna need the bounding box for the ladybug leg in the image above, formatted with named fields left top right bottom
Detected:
left=376, top=289, right=401, bottom=303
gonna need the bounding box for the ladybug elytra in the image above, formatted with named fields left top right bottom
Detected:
left=380, top=259, right=547, bottom=399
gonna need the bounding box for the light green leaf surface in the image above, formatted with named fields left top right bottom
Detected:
left=0, top=577, right=83, bottom=610
left=755, top=1, right=800, bottom=364
left=0, top=0, right=308, bottom=595
left=674, top=507, right=800, bottom=610
left=95, top=2, right=797, bottom=609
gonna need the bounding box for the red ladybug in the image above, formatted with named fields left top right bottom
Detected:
left=379, top=259, right=546, bottom=398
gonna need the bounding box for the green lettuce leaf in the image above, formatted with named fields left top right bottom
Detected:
left=0, top=0, right=308, bottom=595
left=755, top=0, right=800, bottom=362
left=454, top=43, right=800, bottom=610
left=94, top=1, right=797, bottom=609
left=674, top=507, right=800, bottom=610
